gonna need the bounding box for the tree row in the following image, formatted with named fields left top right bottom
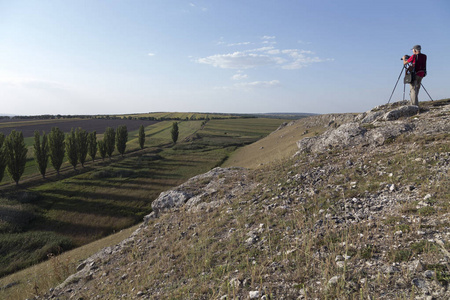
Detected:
left=0, top=125, right=147, bottom=186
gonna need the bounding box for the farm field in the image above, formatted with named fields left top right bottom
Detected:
left=118, top=112, right=240, bottom=120
left=0, top=116, right=288, bottom=282
left=0, top=118, right=159, bottom=138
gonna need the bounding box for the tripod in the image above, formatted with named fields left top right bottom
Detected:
left=387, top=65, right=433, bottom=104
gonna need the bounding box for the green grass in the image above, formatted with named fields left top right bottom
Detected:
left=0, top=117, right=286, bottom=279
left=1, top=108, right=449, bottom=299
left=121, top=112, right=236, bottom=120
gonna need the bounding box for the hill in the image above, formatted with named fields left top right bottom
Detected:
left=4, top=99, right=450, bottom=299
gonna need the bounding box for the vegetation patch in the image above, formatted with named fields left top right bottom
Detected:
left=0, top=231, right=73, bottom=277
left=0, top=117, right=286, bottom=279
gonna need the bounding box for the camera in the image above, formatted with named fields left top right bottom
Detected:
left=401, top=54, right=410, bottom=60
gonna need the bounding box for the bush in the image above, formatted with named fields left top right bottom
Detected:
left=0, top=204, right=35, bottom=233
left=0, top=231, right=73, bottom=277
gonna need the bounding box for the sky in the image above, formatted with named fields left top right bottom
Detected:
left=1, top=0, right=449, bottom=116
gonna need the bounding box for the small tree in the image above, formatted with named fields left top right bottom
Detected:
left=171, top=122, right=179, bottom=144
left=0, top=133, right=6, bottom=182
left=76, top=128, right=89, bottom=167
left=88, top=131, right=97, bottom=162
left=34, top=131, right=49, bottom=179
left=5, top=130, right=28, bottom=185
left=104, top=127, right=115, bottom=160
left=138, top=125, right=145, bottom=149
left=65, top=129, right=78, bottom=170
left=116, top=125, right=128, bottom=157
left=48, top=127, right=65, bottom=175
left=98, top=139, right=107, bottom=161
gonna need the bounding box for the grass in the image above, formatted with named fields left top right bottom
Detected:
left=0, top=225, right=139, bottom=300
left=0, top=117, right=287, bottom=290
left=120, top=112, right=235, bottom=120
left=2, top=104, right=449, bottom=299
left=223, top=118, right=330, bottom=169
left=83, top=127, right=448, bottom=299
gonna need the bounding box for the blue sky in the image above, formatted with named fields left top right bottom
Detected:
left=1, top=0, right=449, bottom=115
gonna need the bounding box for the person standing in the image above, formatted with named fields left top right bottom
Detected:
left=403, top=45, right=427, bottom=106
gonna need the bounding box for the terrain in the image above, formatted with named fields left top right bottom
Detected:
left=2, top=100, right=450, bottom=299
left=0, top=116, right=287, bottom=289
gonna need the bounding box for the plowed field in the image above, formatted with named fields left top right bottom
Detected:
left=0, top=118, right=159, bottom=137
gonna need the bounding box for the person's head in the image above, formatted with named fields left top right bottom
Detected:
left=412, top=45, right=421, bottom=54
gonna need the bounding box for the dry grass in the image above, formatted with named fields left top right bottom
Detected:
left=223, top=121, right=325, bottom=169
left=0, top=225, right=138, bottom=300
left=35, top=129, right=449, bottom=299
left=3, top=107, right=449, bottom=299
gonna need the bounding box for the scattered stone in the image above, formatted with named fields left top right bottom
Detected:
left=328, top=275, right=341, bottom=286
left=249, top=291, right=260, bottom=299
left=411, top=278, right=427, bottom=290
left=424, top=270, right=435, bottom=279
left=40, top=100, right=450, bottom=299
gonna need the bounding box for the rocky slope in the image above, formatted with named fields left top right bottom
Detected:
left=42, top=100, right=449, bottom=299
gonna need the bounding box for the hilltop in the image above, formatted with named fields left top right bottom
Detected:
left=13, top=100, right=450, bottom=298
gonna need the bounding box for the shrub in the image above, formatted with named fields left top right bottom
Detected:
left=0, top=231, right=73, bottom=277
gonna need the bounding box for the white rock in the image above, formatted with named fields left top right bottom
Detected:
left=328, top=275, right=340, bottom=285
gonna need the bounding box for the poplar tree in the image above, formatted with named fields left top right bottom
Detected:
left=138, top=125, right=145, bottom=149
left=34, top=131, right=49, bottom=179
left=5, top=130, right=28, bottom=185
left=116, top=125, right=128, bottom=157
left=88, top=131, right=97, bottom=162
left=104, top=127, right=115, bottom=160
left=0, top=133, right=6, bottom=182
left=76, top=128, right=89, bottom=167
left=65, top=129, right=78, bottom=170
left=98, top=139, right=107, bottom=161
left=48, top=127, right=65, bottom=175
left=171, top=122, right=179, bottom=144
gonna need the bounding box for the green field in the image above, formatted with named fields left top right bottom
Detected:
left=0, top=117, right=287, bottom=278
left=119, top=112, right=240, bottom=120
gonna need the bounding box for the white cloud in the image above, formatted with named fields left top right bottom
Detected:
left=214, top=80, right=281, bottom=91
left=148, top=53, right=156, bottom=57
left=266, top=49, right=280, bottom=55
left=235, top=80, right=280, bottom=88
left=197, top=52, right=276, bottom=69
left=189, top=2, right=207, bottom=12
left=227, top=42, right=251, bottom=47
left=231, top=73, right=248, bottom=80
left=196, top=48, right=329, bottom=70
left=197, top=36, right=331, bottom=70
left=281, top=49, right=333, bottom=69
left=247, top=46, right=275, bottom=53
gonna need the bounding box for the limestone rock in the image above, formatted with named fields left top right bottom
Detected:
left=151, top=190, right=192, bottom=216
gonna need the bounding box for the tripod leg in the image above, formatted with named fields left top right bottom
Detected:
left=387, top=66, right=405, bottom=104
left=421, top=83, right=433, bottom=101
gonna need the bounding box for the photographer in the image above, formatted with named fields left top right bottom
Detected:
left=402, top=45, right=427, bottom=106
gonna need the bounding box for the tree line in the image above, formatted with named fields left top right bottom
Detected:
left=0, top=125, right=148, bottom=186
